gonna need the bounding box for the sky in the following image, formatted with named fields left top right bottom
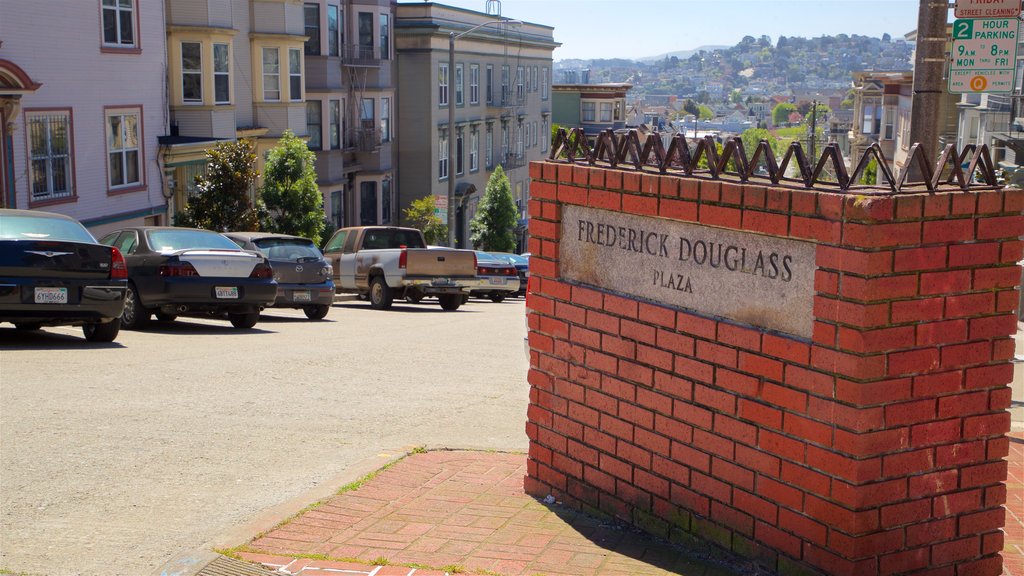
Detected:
left=425, top=0, right=926, bottom=61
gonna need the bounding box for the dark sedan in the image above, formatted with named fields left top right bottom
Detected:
left=224, top=232, right=334, bottom=320
left=491, top=252, right=528, bottom=297
left=0, top=209, right=127, bottom=342
left=98, top=227, right=277, bottom=330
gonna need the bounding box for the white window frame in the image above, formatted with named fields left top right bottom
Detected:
left=288, top=48, right=302, bottom=102
left=469, top=64, right=479, bottom=105
left=380, top=97, right=391, bottom=143
left=101, top=0, right=136, bottom=48
left=106, top=108, right=142, bottom=190
left=330, top=99, right=341, bottom=149
left=213, top=43, right=230, bottom=104
left=439, top=133, right=449, bottom=180
left=379, top=13, right=390, bottom=60
left=600, top=102, right=613, bottom=123
left=181, top=41, right=203, bottom=104
left=262, top=47, right=280, bottom=101
left=516, top=66, right=524, bottom=101
left=456, top=129, right=464, bottom=176
left=542, top=67, right=549, bottom=100
left=470, top=129, right=479, bottom=172
left=542, top=118, right=548, bottom=152
left=486, top=126, right=493, bottom=168
left=27, top=111, right=73, bottom=201
left=582, top=101, right=596, bottom=122
left=456, top=63, right=464, bottom=106
left=306, top=100, right=323, bottom=151
left=439, top=63, right=449, bottom=107
left=486, top=64, right=494, bottom=104
left=328, top=5, right=340, bottom=57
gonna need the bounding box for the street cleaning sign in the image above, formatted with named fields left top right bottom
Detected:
left=949, top=18, right=1018, bottom=94
left=955, top=0, right=1021, bottom=18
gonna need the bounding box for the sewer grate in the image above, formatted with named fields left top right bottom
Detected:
left=195, top=556, right=279, bottom=576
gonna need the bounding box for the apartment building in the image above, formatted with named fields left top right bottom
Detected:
left=394, top=2, right=558, bottom=250
left=162, top=0, right=308, bottom=221
left=0, top=0, right=168, bottom=236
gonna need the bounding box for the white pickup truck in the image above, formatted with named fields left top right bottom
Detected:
left=322, top=226, right=478, bottom=311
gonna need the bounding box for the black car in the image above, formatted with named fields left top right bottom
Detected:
left=98, top=227, right=277, bottom=330
left=0, top=209, right=127, bottom=342
left=491, top=252, right=529, bottom=297
left=223, top=232, right=335, bottom=320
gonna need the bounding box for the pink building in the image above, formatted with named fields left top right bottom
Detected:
left=0, top=0, right=167, bottom=236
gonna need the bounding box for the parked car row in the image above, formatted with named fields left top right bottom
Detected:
left=1, top=211, right=530, bottom=344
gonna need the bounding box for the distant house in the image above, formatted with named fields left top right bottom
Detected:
left=552, top=83, right=632, bottom=142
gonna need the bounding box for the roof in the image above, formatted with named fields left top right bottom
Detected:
left=222, top=231, right=312, bottom=242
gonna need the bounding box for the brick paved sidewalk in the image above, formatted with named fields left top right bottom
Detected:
left=235, top=450, right=755, bottom=576
left=231, top=444, right=1024, bottom=576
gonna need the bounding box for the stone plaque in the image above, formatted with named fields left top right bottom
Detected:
left=560, top=205, right=816, bottom=338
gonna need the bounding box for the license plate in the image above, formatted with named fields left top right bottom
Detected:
left=432, top=278, right=451, bottom=286
left=215, top=286, right=239, bottom=299
left=34, top=287, right=68, bottom=304
left=491, top=277, right=507, bottom=285
left=293, top=290, right=311, bottom=302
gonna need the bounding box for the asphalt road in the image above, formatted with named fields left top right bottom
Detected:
left=0, top=298, right=530, bottom=576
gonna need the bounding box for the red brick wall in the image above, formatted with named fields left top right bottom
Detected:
left=523, top=161, right=1023, bottom=576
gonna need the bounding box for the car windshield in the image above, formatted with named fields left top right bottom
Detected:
left=361, top=229, right=426, bottom=249
left=0, top=214, right=96, bottom=243
left=147, top=229, right=242, bottom=252
left=253, top=237, right=323, bottom=261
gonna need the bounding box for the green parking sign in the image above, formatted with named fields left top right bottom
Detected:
left=953, top=19, right=974, bottom=40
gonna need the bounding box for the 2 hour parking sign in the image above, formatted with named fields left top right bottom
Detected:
left=948, top=18, right=1018, bottom=94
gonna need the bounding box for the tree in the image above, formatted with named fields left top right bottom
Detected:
left=697, top=104, right=714, bottom=120
left=404, top=196, right=448, bottom=245
left=175, top=139, right=265, bottom=231
left=260, top=130, right=327, bottom=245
left=470, top=165, right=517, bottom=252
left=771, top=102, right=797, bottom=126
left=740, top=128, right=780, bottom=157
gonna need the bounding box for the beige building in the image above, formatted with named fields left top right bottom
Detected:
left=394, top=2, right=558, bottom=249
left=162, top=0, right=308, bottom=221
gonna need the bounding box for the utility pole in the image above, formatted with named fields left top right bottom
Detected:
left=809, top=100, right=818, bottom=161
left=909, top=0, right=949, bottom=167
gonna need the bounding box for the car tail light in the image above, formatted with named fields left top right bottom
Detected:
left=109, top=247, right=128, bottom=280
left=159, top=261, right=200, bottom=277
left=399, top=249, right=407, bottom=269
left=472, top=252, right=478, bottom=269
left=249, top=261, right=274, bottom=279
left=320, top=263, right=333, bottom=276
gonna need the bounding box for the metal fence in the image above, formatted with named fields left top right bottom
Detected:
left=548, top=128, right=1001, bottom=194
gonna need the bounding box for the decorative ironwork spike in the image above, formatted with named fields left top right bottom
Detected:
left=847, top=143, right=897, bottom=193
left=746, top=140, right=780, bottom=184
left=964, top=144, right=998, bottom=187
left=896, top=143, right=936, bottom=192
left=810, top=143, right=850, bottom=190
left=930, top=144, right=966, bottom=190
left=778, top=141, right=813, bottom=187
left=549, top=128, right=569, bottom=161
left=692, top=135, right=720, bottom=178
left=664, top=134, right=694, bottom=175
left=641, top=133, right=668, bottom=172
left=617, top=130, right=644, bottom=168
left=593, top=129, right=618, bottom=167
left=717, top=137, right=749, bottom=182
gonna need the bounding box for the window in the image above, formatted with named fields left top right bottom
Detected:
left=106, top=109, right=141, bottom=190
left=455, top=63, right=464, bottom=106
left=439, top=133, right=449, bottom=179
left=542, top=118, right=548, bottom=152
left=542, top=67, right=549, bottom=100
left=486, top=64, right=493, bottom=104
left=883, top=106, right=896, bottom=140
left=470, top=129, right=479, bottom=171
left=304, top=4, right=320, bottom=55
left=289, top=48, right=302, bottom=101
left=501, top=123, right=509, bottom=158
left=531, top=66, right=538, bottom=92
left=27, top=112, right=73, bottom=201
left=360, top=181, right=377, bottom=225
left=485, top=126, right=493, bottom=168
left=456, top=129, right=464, bottom=175
left=515, top=123, right=523, bottom=157
left=516, top=66, right=524, bottom=101
left=102, top=0, right=135, bottom=47
left=501, top=65, right=509, bottom=104
left=614, top=101, right=622, bottom=121
left=523, top=122, right=530, bottom=150
left=582, top=101, right=596, bottom=122
left=262, top=48, right=280, bottom=101
left=469, top=64, right=479, bottom=105
left=600, top=102, right=612, bottom=122
left=381, top=178, right=392, bottom=224
left=358, top=12, right=373, bottom=59
left=360, top=98, right=374, bottom=129
left=181, top=42, right=202, bottom=103
left=306, top=101, right=322, bottom=150
left=380, top=97, right=391, bottom=143
left=379, top=14, right=390, bottom=60
left=328, top=5, right=340, bottom=56
left=330, top=99, right=341, bottom=149
left=214, top=43, right=230, bottom=104
left=533, top=121, right=539, bottom=147
left=439, top=63, right=449, bottom=106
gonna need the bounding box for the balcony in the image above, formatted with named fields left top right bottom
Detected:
left=347, top=127, right=380, bottom=152
left=499, top=152, right=526, bottom=171
left=487, top=90, right=525, bottom=109
left=342, top=44, right=380, bottom=68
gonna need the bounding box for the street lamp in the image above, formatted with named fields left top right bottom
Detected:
left=447, top=18, right=522, bottom=247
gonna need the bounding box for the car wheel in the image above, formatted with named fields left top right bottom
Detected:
left=304, top=304, right=330, bottom=320
left=228, top=311, right=260, bottom=329
left=369, top=276, right=393, bottom=310
left=489, top=293, right=506, bottom=303
left=82, top=318, right=121, bottom=343
left=121, top=283, right=151, bottom=330
left=439, top=294, right=462, bottom=311
left=14, top=323, right=41, bottom=331
left=154, top=312, right=178, bottom=322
